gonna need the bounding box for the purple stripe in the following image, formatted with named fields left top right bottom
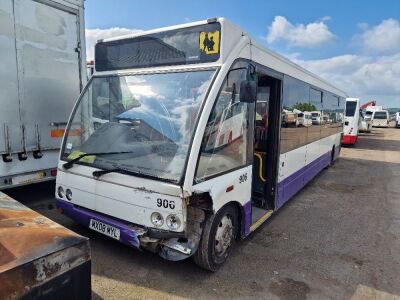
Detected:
left=276, top=151, right=331, bottom=209
left=56, top=199, right=142, bottom=248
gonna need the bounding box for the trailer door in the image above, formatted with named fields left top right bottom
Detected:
left=13, top=0, right=81, bottom=152
left=0, top=0, right=23, bottom=154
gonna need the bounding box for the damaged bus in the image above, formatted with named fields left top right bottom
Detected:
left=56, top=18, right=346, bottom=271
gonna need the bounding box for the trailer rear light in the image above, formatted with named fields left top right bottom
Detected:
left=51, top=129, right=65, bottom=138
left=51, top=169, right=57, bottom=177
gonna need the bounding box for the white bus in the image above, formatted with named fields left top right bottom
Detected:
left=372, top=110, right=389, bottom=128
left=55, top=18, right=346, bottom=271
left=342, top=98, right=360, bottom=145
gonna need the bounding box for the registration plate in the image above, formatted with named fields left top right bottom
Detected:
left=89, top=219, right=120, bottom=240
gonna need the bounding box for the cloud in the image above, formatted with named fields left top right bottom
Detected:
left=292, top=53, right=400, bottom=107
left=267, top=16, right=335, bottom=47
left=85, top=27, right=142, bottom=60
left=356, top=18, right=400, bottom=54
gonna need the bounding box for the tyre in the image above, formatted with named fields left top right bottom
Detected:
left=193, top=204, right=238, bottom=271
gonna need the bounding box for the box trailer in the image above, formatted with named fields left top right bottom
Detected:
left=0, top=192, right=91, bottom=299
left=0, top=0, right=86, bottom=189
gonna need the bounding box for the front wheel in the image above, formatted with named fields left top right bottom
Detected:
left=193, top=204, right=238, bottom=271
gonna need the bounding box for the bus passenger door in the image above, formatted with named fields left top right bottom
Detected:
left=251, top=71, right=282, bottom=227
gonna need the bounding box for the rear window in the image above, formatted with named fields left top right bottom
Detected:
left=374, top=111, right=388, bottom=119
left=95, top=23, right=221, bottom=71
left=345, top=101, right=357, bottom=117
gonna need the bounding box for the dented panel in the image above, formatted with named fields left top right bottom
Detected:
left=0, top=192, right=90, bottom=299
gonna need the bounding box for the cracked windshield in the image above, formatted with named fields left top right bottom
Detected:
left=62, top=70, right=216, bottom=182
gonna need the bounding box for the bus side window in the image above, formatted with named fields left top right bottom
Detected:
left=195, top=62, right=250, bottom=182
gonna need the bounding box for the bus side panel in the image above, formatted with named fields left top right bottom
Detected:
left=276, top=134, right=338, bottom=209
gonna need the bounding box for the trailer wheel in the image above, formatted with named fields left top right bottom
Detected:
left=193, top=204, right=238, bottom=271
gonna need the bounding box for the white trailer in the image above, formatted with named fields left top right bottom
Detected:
left=0, top=0, right=86, bottom=188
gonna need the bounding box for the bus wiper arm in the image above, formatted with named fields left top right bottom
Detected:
left=92, top=166, right=177, bottom=183
left=63, top=151, right=134, bottom=170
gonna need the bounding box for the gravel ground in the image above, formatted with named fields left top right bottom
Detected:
left=6, top=127, right=400, bottom=300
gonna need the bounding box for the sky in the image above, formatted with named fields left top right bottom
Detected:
left=84, top=0, right=400, bottom=107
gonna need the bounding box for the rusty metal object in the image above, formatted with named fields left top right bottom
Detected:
left=0, top=192, right=91, bottom=299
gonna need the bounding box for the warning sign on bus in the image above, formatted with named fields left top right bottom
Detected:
left=199, top=31, right=220, bottom=55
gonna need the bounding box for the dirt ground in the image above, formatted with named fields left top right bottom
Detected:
left=6, top=126, right=400, bottom=300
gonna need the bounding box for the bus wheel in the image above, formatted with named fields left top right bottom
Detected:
left=193, top=204, right=238, bottom=271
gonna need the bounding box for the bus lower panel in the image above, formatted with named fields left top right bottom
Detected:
left=277, top=151, right=331, bottom=209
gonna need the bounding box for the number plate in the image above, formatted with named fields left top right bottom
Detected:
left=89, top=219, right=120, bottom=240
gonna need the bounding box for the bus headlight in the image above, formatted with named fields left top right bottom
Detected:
left=150, top=212, right=164, bottom=227
left=66, top=189, right=72, bottom=201
left=166, top=214, right=181, bottom=230
left=57, top=186, right=64, bottom=198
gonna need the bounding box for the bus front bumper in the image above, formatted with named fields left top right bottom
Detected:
left=56, top=199, right=146, bottom=249
left=55, top=199, right=195, bottom=261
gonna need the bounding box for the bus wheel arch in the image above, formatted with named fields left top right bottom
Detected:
left=193, top=202, right=240, bottom=271
left=330, top=145, right=336, bottom=165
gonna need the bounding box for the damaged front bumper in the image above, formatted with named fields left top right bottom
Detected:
left=56, top=200, right=203, bottom=261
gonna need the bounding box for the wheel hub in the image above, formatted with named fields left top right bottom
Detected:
left=215, top=215, right=233, bottom=256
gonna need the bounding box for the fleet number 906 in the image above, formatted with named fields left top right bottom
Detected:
left=157, top=198, right=176, bottom=209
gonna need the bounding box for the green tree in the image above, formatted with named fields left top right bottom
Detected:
left=292, top=102, right=317, bottom=112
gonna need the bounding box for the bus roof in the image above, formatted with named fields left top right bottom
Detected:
left=95, top=17, right=347, bottom=98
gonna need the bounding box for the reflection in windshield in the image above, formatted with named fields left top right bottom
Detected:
left=62, top=70, right=215, bottom=182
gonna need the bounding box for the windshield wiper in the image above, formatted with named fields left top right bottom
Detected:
left=92, top=165, right=176, bottom=183
left=63, top=151, right=134, bottom=170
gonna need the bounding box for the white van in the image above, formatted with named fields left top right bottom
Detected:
left=311, top=111, right=322, bottom=125
left=395, top=112, right=400, bottom=128
left=372, top=110, right=389, bottom=128
left=297, top=111, right=312, bottom=127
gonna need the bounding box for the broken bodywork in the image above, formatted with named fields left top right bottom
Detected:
left=0, top=192, right=91, bottom=299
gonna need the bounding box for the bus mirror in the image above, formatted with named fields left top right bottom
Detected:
left=240, top=80, right=256, bottom=103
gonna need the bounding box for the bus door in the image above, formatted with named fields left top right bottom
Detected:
left=251, top=70, right=282, bottom=226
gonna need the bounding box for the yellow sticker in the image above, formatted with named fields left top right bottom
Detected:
left=67, top=151, right=96, bottom=164
left=199, top=30, right=220, bottom=55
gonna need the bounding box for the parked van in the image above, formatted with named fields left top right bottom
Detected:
left=395, top=112, right=400, bottom=128
left=372, top=110, right=389, bottom=128
left=297, top=112, right=312, bottom=127
left=311, top=111, right=322, bottom=125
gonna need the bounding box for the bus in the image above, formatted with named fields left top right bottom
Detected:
left=342, top=98, right=360, bottom=145
left=372, top=110, right=389, bottom=128
left=55, top=18, right=346, bottom=271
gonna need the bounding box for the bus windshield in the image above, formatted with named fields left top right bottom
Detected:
left=61, top=70, right=216, bottom=182
left=345, top=101, right=357, bottom=117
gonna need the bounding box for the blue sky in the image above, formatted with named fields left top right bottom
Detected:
left=84, top=0, right=400, bottom=107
